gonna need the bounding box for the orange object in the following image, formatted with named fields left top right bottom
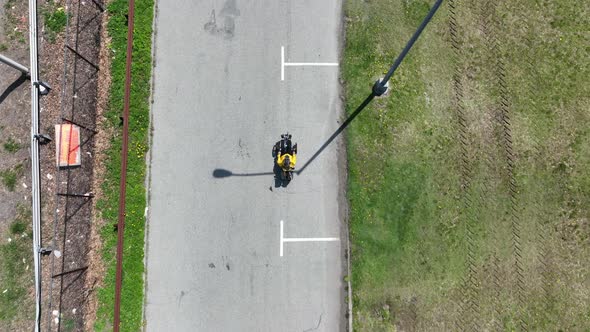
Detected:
left=55, top=124, right=81, bottom=167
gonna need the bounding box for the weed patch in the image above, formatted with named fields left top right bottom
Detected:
left=0, top=164, right=23, bottom=191
left=3, top=137, right=21, bottom=153
left=42, top=2, right=68, bottom=42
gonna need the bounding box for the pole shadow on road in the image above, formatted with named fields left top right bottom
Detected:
left=212, top=92, right=375, bottom=182
left=0, top=73, right=28, bottom=105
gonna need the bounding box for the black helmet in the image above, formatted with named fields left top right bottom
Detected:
left=283, top=155, right=290, bottom=167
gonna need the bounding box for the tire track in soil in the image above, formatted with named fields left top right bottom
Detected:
left=478, top=102, right=505, bottom=332
left=477, top=90, right=506, bottom=331
left=479, top=0, right=528, bottom=330
left=447, top=1, right=482, bottom=330
left=514, top=0, right=554, bottom=325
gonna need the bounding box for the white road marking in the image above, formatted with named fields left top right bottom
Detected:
left=280, top=220, right=339, bottom=257
left=281, top=46, right=339, bottom=81
left=284, top=63, right=340, bottom=66
left=281, top=45, right=285, bottom=81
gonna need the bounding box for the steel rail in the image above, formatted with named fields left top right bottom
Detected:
left=27, top=0, right=42, bottom=330
left=113, top=0, right=136, bottom=329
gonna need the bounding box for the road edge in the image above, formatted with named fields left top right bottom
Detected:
left=141, top=0, right=160, bottom=330
left=336, top=0, right=353, bottom=331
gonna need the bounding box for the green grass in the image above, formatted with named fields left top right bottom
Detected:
left=94, top=0, right=154, bottom=331
left=0, top=164, right=23, bottom=191
left=42, top=2, right=68, bottom=43
left=62, top=317, right=76, bottom=331
left=343, top=0, right=590, bottom=331
left=3, top=137, right=21, bottom=153
left=9, top=221, right=26, bottom=235
left=3, top=0, right=15, bottom=10
left=0, top=205, right=33, bottom=325
left=43, top=6, right=67, bottom=34
left=2, top=0, right=26, bottom=42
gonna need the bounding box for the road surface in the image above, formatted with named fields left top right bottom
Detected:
left=145, top=0, right=346, bottom=330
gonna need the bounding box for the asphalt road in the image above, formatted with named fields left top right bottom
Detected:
left=145, top=0, right=346, bottom=331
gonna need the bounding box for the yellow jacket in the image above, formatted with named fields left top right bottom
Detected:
left=277, top=152, right=296, bottom=170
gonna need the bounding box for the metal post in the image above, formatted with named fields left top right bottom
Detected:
left=0, top=54, right=30, bottom=76
left=373, top=0, right=444, bottom=96
left=27, top=0, right=42, bottom=331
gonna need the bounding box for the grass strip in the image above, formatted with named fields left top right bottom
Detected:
left=94, top=0, right=154, bottom=330
left=343, top=0, right=589, bottom=331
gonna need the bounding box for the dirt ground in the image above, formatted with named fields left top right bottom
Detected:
left=0, top=0, right=35, bottom=329
left=1, top=0, right=106, bottom=330
left=0, top=0, right=31, bottom=242
left=38, top=1, right=106, bottom=331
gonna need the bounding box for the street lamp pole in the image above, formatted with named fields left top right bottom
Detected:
left=372, top=0, right=444, bottom=96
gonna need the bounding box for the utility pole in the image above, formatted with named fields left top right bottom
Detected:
left=0, top=54, right=30, bottom=76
